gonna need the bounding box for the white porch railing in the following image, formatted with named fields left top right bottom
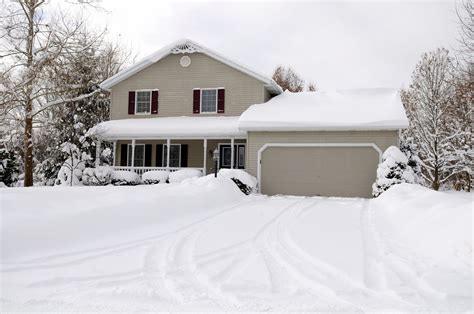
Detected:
left=112, top=166, right=205, bottom=177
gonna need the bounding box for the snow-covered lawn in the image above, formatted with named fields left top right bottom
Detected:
left=0, top=179, right=472, bottom=312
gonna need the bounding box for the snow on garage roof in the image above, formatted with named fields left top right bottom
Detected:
left=90, top=116, right=246, bottom=140
left=100, top=39, right=282, bottom=94
left=238, top=88, right=409, bottom=131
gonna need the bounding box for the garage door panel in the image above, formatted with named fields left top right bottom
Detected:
left=261, top=146, right=378, bottom=197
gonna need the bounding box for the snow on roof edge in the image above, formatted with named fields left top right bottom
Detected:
left=100, top=39, right=282, bottom=94
left=238, top=88, right=409, bottom=131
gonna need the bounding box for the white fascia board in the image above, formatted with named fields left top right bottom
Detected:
left=99, top=39, right=282, bottom=94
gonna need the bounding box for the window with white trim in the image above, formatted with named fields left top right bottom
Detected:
left=163, top=144, right=181, bottom=167
left=136, top=91, right=151, bottom=114
left=127, top=144, right=145, bottom=166
left=201, top=89, right=217, bottom=113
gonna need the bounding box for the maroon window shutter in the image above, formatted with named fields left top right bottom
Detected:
left=128, top=91, right=135, bottom=114
left=151, top=90, right=159, bottom=114
left=193, top=89, right=201, bottom=114
left=217, top=89, right=225, bottom=113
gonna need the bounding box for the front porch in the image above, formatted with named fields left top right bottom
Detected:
left=97, top=138, right=247, bottom=177
left=91, top=116, right=248, bottom=178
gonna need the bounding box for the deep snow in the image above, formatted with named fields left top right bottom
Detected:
left=0, top=180, right=471, bottom=312
left=239, top=89, right=409, bottom=131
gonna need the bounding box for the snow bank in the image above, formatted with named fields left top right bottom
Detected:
left=217, top=169, right=257, bottom=191
left=142, top=170, right=169, bottom=184
left=239, top=89, right=409, bottom=131
left=168, top=168, right=202, bottom=183
left=111, top=170, right=141, bottom=185
left=371, top=183, right=472, bottom=273
left=1, top=178, right=246, bottom=262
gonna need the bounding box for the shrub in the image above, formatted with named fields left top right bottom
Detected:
left=372, top=146, right=415, bottom=197
left=218, top=169, right=257, bottom=194
left=142, top=170, right=169, bottom=184
left=111, top=170, right=141, bottom=186
left=82, top=166, right=113, bottom=186
left=169, top=169, right=202, bottom=183
left=0, top=148, right=20, bottom=187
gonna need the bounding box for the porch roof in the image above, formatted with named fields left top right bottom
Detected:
left=89, top=116, right=246, bottom=140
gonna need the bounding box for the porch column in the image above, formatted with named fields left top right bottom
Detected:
left=166, top=138, right=171, bottom=169
left=112, top=141, right=117, bottom=166
left=203, top=138, right=207, bottom=175
left=230, top=137, right=235, bottom=169
left=95, top=139, right=101, bottom=167
left=131, top=139, right=136, bottom=170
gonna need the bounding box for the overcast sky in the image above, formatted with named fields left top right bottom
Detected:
left=59, top=0, right=460, bottom=90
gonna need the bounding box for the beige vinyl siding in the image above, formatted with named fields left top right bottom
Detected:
left=246, top=131, right=400, bottom=177
left=116, top=139, right=246, bottom=174
left=111, top=53, right=267, bottom=119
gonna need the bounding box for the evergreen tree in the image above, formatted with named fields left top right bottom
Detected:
left=0, top=148, right=20, bottom=187
left=372, top=146, right=415, bottom=197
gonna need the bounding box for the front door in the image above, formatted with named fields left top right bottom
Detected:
left=219, top=144, right=245, bottom=169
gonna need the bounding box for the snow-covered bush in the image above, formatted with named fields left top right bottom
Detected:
left=218, top=169, right=257, bottom=195
left=0, top=148, right=20, bottom=187
left=111, top=170, right=141, bottom=186
left=55, top=143, right=86, bottom=186
left=82, top=166, right=113, bottom=186
left=142, top=170, right=169, bottom=184
left=372, top=146, right=415, bottom=197
left=169, top=169, right=202, bottom=183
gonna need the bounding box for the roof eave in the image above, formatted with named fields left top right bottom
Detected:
left=99, top=39, right=282, bottom=93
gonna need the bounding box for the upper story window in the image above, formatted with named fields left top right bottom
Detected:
left=136, top=91, right=151, bottom=114
left=201, top=89, right=217, bottom=113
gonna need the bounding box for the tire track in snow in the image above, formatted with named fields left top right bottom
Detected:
left=2, top=198, right=256, bottom=272
left=254, top=198, right=364, bottom=312
left=364, top=200, right=446, bottom=302
left=138, top=198, right=280, bottom=309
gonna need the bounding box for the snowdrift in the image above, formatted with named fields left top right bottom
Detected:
left=371, top=183, right=472, bottom=274
left=1, top=177, right=246, bottom=262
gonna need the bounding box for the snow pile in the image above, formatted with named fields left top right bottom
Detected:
left=372, top=146, right=415, bottom=197
left=168, top=168, right=202, bottom=183
left=371, top=183, right=472, bottom=284
left=111, top=170, right=141, bottom=185
left=239, top=89, right=409, bottom=131
left=90, top=116, right=246, bottom=140
left=82, top=166, right=113, bottom=186
left=217, top=169, right=257, bottom=194
left=218, top=169, right=257, bottom=190
left=142, top=170, right=169, bottom=184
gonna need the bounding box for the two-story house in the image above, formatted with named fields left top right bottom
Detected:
left=92, top=39, right=408, bottom=197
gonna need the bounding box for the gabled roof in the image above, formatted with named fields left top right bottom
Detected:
left=100, top=39, right=282, bottom=94
left=238, top=88, right=409, bottom=131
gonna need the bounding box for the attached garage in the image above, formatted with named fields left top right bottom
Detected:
left=259, top=144, right=381, bottom=197
left=239, top=89, right=409, bottom=198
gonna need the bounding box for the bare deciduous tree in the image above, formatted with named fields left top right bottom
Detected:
left=272, top=65, right=305, bottom=92
left=0, top=0, right=117, bottom=186
left=401, top=48, right=471, bottom=190
left=307, top=82, right=317, bottom=92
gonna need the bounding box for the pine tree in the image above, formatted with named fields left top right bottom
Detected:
left=372, top=146, right=415, bottom=197
left=0, top=148, right=20, bottom=187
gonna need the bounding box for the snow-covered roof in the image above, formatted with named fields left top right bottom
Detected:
left=90, top=116, right=246, bottom=140
left=100, top=39, right=282, bottom=94
left=238, top=88, right=409, bottom=131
